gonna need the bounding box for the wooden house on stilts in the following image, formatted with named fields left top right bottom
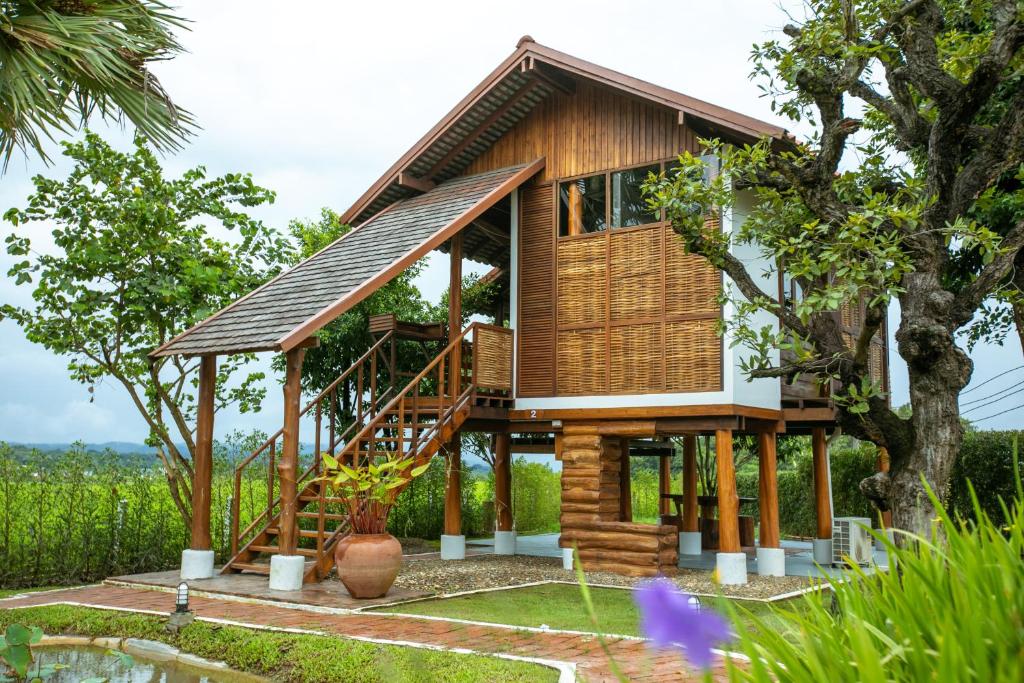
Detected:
left=152, top=37, right=888, bottom=588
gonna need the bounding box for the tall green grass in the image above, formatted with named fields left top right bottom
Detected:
left=724, top=442, right=1024, bottom=682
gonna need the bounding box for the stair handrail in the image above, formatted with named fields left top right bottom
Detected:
left=229, top=330, right=395, bottom=557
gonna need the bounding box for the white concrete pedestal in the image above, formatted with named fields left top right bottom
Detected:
left=756, top=546, right=786, bottom=577
left=493, top=530, right=516, bottom=555
left=678, top=531, right=702, bottom=556
left=562, top=547, right=575, bottom=571
left=716, top=552, right=748, bottom=585
left=812, top=538, right=833, bottom=565
left=268, top=554, right=305, bottom=591
left=440, top=534, right=466, bottom=560
left=180, top=549, right=214, bottom=580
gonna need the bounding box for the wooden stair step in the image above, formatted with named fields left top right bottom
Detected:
left=265, top=527, right=340, bottom=539
left=247, top=544, right=320, bottom=557
left=229, top=562, right=271, bottom=575
left=297, top=511, right=347, bottom=521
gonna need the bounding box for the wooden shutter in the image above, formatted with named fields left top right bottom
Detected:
left=517, top=184, right=556, bottom=397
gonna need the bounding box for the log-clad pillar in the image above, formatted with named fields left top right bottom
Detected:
left=494, top=433, right=513, bottom=531
left=658, top=453, right=672, bottom=517
left=441, top=436, right=465, bottom=559
left=191, top=355, right=216, bottom=551
left=269, top=347, right=306, bottom=591
left=181, top=355, right=217, bottom=580
left=618, top=438, right=632, bottom=522
left=756, top=431, right=785, bottom=577
left=715, top=428, right=746, bottom=584
left=278, top=347, right=305, bottom=556
left=811, top=427, right=833, bottom=565
left=877, top=446, right=892, bottom=529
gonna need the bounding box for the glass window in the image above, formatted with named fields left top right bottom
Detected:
left=559, top=174, right=606, bottom=236
left=610, top=164, right=660, bottom=227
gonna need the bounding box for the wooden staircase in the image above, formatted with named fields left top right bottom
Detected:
left=221, top=322, right=513, bottom=584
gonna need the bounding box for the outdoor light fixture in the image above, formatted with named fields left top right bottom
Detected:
left=175, top=582, right=190, bottom=613
left=687, top=595, right=701, bottom=612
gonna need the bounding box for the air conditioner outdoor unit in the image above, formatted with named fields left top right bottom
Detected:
left=832, top=517, right=873, bottom=566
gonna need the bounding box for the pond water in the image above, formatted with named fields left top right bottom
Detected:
left=34, top=645, right=263, bottom=682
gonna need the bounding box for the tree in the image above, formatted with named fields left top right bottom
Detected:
left=645, top=0, right=1024, bottom=535
left=0, top=0, right=194, bottom=168
left=1, top=132, right=293, bottom=525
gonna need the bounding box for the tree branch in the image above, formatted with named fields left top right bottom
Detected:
left=950, top=217, right=1024, bottom=327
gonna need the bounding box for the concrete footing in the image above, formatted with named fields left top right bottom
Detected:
left=493, top=530, right=516, bottom=555
left=678, top=531, right=702, bottom=556
left=562, top=547, right=575, bottom=571
left=440, top=534, right=466, bottom=560
left=756, top=546, right=786, bottom=577
left=179, top=549, right=214, bottom=580
left=716, top=552, right=748, bottom=585
left=812, top=538, right=833, bottom=565
left=268, top=554, right=305, bottom=591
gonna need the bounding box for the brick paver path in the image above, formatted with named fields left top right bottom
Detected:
left=1, top=584, right=733, bottom=681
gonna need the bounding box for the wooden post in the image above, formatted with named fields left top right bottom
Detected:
left=494, top=433, right=513, bottom=531
left=448, top=231, right=463, bottom=395
left=190, top=355, right=216, bottom=551
left=877, top=446, right=892, bottom=528
left=682, top=435, right=698, bottom=533
left=278, top=347, right=305, bottom=555
left=444, top=437, right=462, bottom=536
left=758, top=431, right=780, bottom=548
left=619, top=438, right=632, bottom=522
left=658, top=453, right=672, bottom=516
left=716, top=429, right=740, bottom=553
left=812, top=427, right=832, bottom=540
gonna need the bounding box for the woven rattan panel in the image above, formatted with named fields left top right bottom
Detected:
left=475, top=326, right=514, bottom=391
left=665, top=319, right=721, bottom=392
left=517, top=184, right=556, bottom=397
left=610, top=323, right=663, bottom=393
left=557, top=236, right=607, bottom=327
left=610, top=227, right=662, bottom=321
left=557, top=327, right=607, bottom=395
left=664, top=225, right=720, bottom=318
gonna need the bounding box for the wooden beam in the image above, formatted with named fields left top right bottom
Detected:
left=658, top=454, right=672, bottom=516
left=471, top=217, right=511, bottom=244
left=682, top=435, right=698, bottom=533
left=424, top=80, right=543, bottom=180
left=758, top=432, right=780, bottom=548
left=812, top=427, right=832, bottom=539
left=278, top=347, right=305, bottom=555
left=495, top=433, right=512, bottom=531
left=397, top=172, right=435, bottom=193
left=716, top=429, right=740, bottom=553
left=619, top=438, right=632, bottom=522
left=444, top=438, right=462, bottom=536
left=526, top=58, right=576, bottom=95
left=190, top=355, right=216, bottom=551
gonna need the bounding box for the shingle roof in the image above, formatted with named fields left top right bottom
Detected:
left=152, top=160, right=544, bottom=357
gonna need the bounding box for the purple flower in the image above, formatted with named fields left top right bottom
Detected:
left=634, top=577, right=733, bottom=671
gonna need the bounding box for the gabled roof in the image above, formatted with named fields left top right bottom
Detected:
left=152, top=160, right=543, bottom=357
left=339, top=36, right=789, bottom=227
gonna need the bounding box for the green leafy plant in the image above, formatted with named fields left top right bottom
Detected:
left=0, top=624, right=45, bottom=681
left=319, top=452, right=429, bottom=534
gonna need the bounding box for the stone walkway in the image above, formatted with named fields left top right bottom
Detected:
left=0, top=584, right=735, bottom=681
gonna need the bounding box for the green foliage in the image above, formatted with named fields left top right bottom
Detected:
left=1, top=133, right=292, bottom=523
left=724, top=444, right=1024, bottom=682
left=318, top=451, right=430, bottom=534
left=0, top=624, right=44, bottom=681
left=0, top=605, right=556, bottom=682
left=949, top=430, right=1024, bottom=520
left=0, top=1, right=194, bottom=167
left=477, top=457, right=561, bottom=534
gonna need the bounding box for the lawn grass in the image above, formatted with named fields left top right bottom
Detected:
left=0, top=605, right=558, bottom=682
left=0, top=586, right=76, bottom=599
left=374, top=582, right=817, bottom=639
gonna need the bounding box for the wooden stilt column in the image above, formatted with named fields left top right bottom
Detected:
left=494, top=433, right=512, bottom=531
left=812, top=427, right=832, bottom=540
left=716, top=429, right=740, bottom=553
left=658, top=453, right=672, bottom=517
left=682, top=435, right=698, bottom=533
left=877, top=446, right=892, bottom=528
left=278, top=347, right=305, bottom=556
left=190, top=355, right=216, bottom=551
left=757, top=431, right=780, bottom=548
left=448, top=231, right=462, bottom=394
left=619, top=438, right=632, bottom=522
left=444, top=437, right=462, bottom=536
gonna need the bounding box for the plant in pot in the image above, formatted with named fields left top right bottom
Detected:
left=319, top=451, right=429, bottom=599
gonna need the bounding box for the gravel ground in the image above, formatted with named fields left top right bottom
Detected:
left=391, top=554, right=816, bottom=600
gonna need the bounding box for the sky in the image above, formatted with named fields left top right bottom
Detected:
left=0, top=0, right=1021, bottom=446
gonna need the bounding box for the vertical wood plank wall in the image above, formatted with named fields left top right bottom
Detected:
left=498, top=81, right=722, bottom=398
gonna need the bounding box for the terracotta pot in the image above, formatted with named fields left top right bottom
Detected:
left=334, top=532, right=402, bottom=599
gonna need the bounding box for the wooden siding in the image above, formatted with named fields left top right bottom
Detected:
left=517, top=183, right=556, bottom=397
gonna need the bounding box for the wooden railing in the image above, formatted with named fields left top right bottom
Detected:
left=228, top=331, right=397, bottom=558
